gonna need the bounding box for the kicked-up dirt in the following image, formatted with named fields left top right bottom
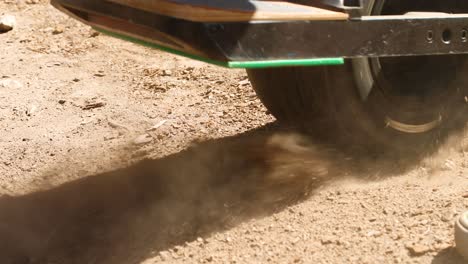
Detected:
left=0, top=1, right=467, bottom=264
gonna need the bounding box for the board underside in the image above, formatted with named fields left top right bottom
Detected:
left=96, top=27, right=345, bottom=68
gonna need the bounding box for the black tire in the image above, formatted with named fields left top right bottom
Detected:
left=248, top=62, right=467, bottom=153
left=247, top=0, right=468, bottom=155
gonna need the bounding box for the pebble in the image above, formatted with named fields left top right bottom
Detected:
left=146, top=119, right=167, bottom=131
left=81, top=101, right=106, bottom=110
left=320, top=236, right=334, bottom=245
left=366, top=230, right=382, bottom=237
left=159, top=251, right=171, bottom=261
left=52, top=26, right=64, bottom=35
left=0, top=79, right=23, bottom=89
left=26, top=105, right=38, bottom=116
left=0, top=15, right=16, bottom=33
left=441, top=213, right=453, bottom=222
left=444, top=159, right=457, bottom=170
left=162, top=69, right=172, bottom=76
left=133, top=134, right=153, bottom=145
left=238, top=79, right=250, bottom=86
left=406, top=243, right=431, bottom=256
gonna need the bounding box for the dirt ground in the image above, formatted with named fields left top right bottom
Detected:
left=0, top=1, right=467, bottom=264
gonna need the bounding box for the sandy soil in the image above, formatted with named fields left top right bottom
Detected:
left=0, top=1, right=467, bottom=264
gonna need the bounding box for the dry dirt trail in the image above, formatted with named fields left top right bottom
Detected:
left=0, top=1, right=467, bottom=264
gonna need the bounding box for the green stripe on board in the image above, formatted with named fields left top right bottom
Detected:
left=227, top=58, right=344, bottom=68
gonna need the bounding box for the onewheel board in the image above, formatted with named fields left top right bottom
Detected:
left=51, top=0, right=468, bottom=67
left=51, top=0, right=345, bottom=68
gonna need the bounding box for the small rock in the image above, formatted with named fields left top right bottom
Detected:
left=321, top=236, right=334, bottom=245
left=104, top=136, right=116, bottom=141
left=26, top=105, right=38, bottom=116
left=45, top=62, right=60, bottom=68
left=146, top=119, right=167, bottom=131
left=444, top=159, right=457, bottom=170
left=108, top=120, right=129, bottom=131
left=159, top=251, right=170, bottom=261
left=367, top=230, right=382, bottom=237
left=52, top=26, right=64, bottom=35
left=238, top=79, right=250, bottom=86
left=162, top=70, right=172, bottom=76
left=173, top=246, right=182, bottom=253
left=81, top=101, right=106, bottom=110
left=434, top=243, right=451, bottom=251
left=410, top=210, right=424, bottom=217
left=406, top=243, right=431, bottom=256
left=441, top=212, right=453, bottom=222
left=0, top=79, right=22, bottom=89
left=291, top=237, right=301, bottom=245
left=391, top=233, right=402, bottom=240
left=133, top=134, right=153, bottom=145
left=0, top=15, right=16, bottom=33
left=42, top=27, right=54, bottom=33
left=58, top=99, right=66, bottom=104
left=90, top=30, right=100, bottom=37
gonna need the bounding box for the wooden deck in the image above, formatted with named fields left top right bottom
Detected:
left=107, top=0, right=349, bottom=22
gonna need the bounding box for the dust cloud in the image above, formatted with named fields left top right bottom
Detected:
left=0, top=126, right=466, bottom=264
